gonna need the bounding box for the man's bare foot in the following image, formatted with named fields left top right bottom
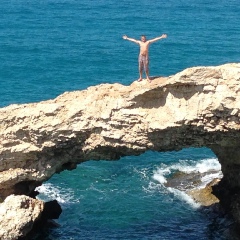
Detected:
left=137, top=78, right=143, bottom=82
left=147, top=78, right=151, bottom=83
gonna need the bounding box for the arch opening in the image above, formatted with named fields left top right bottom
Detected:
left=31, top=147, right=233, bottom=240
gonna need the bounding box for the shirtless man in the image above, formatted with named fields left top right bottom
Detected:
left=123, top=34, right=167, bottom=82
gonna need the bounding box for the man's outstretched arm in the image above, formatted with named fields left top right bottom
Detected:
left=148, top=34, right=167, bottom=43
left=122, top=35, right=139, bottom=44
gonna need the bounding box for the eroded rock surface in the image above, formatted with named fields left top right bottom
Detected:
left=0, top=195, right=44, bottom=240
left=187, top=178, right=220, bottom=206
left=1, top=63, right=240, bottom=236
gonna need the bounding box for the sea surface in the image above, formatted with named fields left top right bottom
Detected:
left=1, top=0, right=240, bottom=239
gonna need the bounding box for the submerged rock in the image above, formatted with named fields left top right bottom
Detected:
left=164, top=168, right=221, bottom=207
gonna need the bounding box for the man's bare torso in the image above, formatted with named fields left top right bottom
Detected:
left=139, top=41, right=150, bottom=57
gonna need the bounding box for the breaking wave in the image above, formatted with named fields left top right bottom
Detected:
left=152, top=157, right=222, bottom=207
left=36, top=183, right=78, bottom=204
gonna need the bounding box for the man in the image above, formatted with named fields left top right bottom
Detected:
left=123, top=34, right=167, bottom=82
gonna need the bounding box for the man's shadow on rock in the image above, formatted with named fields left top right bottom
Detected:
left=149, top=75, right=164, bottom=81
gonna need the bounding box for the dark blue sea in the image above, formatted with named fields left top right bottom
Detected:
left=1, top=0, right=240, bottom=239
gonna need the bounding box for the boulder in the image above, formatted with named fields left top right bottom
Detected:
left=0, top=195, right=44, bottom=240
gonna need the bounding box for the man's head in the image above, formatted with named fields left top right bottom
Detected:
left=141, top=35, right=147, bottom=42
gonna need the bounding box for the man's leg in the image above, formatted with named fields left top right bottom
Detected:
left=145, top=59, right=151, bottom=82
left=146, top=70, right=151, bottom=82
left=138, top=61, right=143, bottom=82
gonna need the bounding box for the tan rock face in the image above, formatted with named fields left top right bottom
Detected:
left=0, top=195, right=44, bottom=239
left=187, top=179, right=220, bottom=206
left=1, top=63, right=240, bottom=233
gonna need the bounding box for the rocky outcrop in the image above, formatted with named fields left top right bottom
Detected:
left=0, top=195, right=44, bottom=239
left=0, top=195, right=62, bottom=239
left=0, top=63, right=240, bottom=236
left=187, top=178, right=220, bottom=206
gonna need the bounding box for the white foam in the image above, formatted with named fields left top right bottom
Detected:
left=200, top=172, right=223, bottom=188
left=143, top=182, right=159, bottom=192
left=151, top=158, right=222, bottom=207
left=36, top=183, right=78, bottom=204
left=167, top=187, right=200, bottom=209
left=133, top=167, right=148, bottom=179
left=169, top=158, right=221, bottom=174
left=152, top=168, right=170, bottom=184
left=194, top=158, right=221, bottom=173
left=153, top=158, right=221, bottom=184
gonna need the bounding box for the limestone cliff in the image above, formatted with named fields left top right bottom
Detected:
left=0, top=63, right=240, bottom=238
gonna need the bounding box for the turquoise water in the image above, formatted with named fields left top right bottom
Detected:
left=1, top=0, right=240, bottom=239
left=36, top=149, right=233, bottom=239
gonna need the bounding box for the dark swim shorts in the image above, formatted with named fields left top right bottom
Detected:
left=138, top=55, right=149, bottom=71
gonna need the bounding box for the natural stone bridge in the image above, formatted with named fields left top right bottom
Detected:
left=0, top=63, right=240, bottom=239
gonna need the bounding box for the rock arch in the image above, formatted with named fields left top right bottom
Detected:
left=0, top=63, right=240, bottom=238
